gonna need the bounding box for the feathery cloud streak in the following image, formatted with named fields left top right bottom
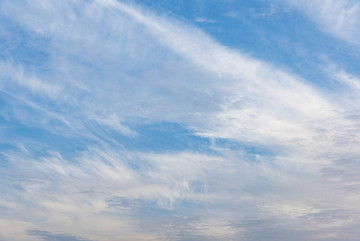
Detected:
left=283, top=0, right=360, bottom=45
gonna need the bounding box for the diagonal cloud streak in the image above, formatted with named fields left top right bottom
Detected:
left=282, top=0, right=360, bottom=45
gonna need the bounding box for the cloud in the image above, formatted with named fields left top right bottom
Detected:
left=333, top=69, right=360, bottom=92
left=2, top=143, right=360, bottom=240
left=0, top=220, right=37, bottom=241
left=194, top=17, right=216, bottom=23
left=282, top=0, right=360, bottom=45
left=2, top=0, right=336, bottom=148
left=94, top=0, right=340, bottom=151
left=0, top=147, right=242, bottom=240
left=0, top=0, right=360, bottom=240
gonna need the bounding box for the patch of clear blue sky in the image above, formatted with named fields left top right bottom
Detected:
left=113, top=122, right=211, bottom=151
left=0, top=112, right=90, bottom=160
left=131, top=0, right=360, bottom=87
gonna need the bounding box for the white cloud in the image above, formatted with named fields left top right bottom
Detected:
left=92, top=0, right=340, bottom=151
left=0, top=148, right=239, bottom=240
left=283, top=0, right=360, bottom=45
left=1, top=0, right=360, bottom=240
left=2, top=0, right=336, bottom=148
left=0, top=220, right=38, bottom=241
left=2, top=144, right=360, bottom=240
left=333, top=69, right=360, bottom=92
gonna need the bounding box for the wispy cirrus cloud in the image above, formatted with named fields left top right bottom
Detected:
left=282, top=0, right=360, bottom=45
left=1, top=0, right=360, bottom=240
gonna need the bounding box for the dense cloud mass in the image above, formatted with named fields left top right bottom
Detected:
left=1, top=0, right=360, bottom=240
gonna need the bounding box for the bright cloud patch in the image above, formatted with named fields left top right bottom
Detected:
left=1, top=0, right=360, bottom=240
left=283, top=0, right=360, bottom=45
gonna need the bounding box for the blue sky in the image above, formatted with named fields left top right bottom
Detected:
left=1, top=0, right=360, bottom=240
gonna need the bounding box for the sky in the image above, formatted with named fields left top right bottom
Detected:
left=1, top=0, right=360, bottom=240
